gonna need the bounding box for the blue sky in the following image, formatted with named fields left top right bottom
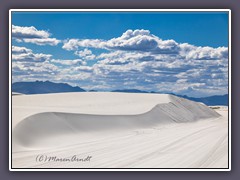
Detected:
left=11, top=11, right=229, bottom=97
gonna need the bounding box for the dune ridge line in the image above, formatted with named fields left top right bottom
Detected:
left=12, top=95, right=220, bottom=149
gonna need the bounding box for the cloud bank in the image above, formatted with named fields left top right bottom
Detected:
left=12, top=29, right=228, bottom=97
left=62, top=29, right=227, bottom=59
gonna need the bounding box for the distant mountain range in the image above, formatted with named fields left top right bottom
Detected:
left=171, top=94, right=228, bottom=106
left=111, top=89, right=228, bottom=106
left=12, top=81, right=228, bottom=106
left=12, top=81, right=85, bottom=94
left=111, top=89, right=149, bottom=93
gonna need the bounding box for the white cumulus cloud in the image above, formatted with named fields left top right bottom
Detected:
left=63, top=29, right=179, bottom=54
left=50, top=59, right=87, bottom=66
left=12, top=25, right=61, bottom=46
left=12, top=46, right=52, bottom=62
left=74, top=48, right=96, bottom=60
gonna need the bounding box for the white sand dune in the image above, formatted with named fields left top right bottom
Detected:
left=12, top=92, right=228, bottom=169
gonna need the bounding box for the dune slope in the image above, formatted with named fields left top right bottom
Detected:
left=12, top=92, right=228, bottom=169
left=13, top=95, right=220, bottom=149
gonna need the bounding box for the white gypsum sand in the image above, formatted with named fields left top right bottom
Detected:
left=12, top=92, right=228, bottom=168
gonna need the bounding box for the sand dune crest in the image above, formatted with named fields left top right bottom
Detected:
left=13, top=95, right=220, bottom=149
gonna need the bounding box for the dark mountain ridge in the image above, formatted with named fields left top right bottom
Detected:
left=12, top=81, right=228, bottom=106
left=12, top=81, right=85, bottom=94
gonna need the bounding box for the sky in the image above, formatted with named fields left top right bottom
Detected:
left=11, top=11, right=229, bottom=97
